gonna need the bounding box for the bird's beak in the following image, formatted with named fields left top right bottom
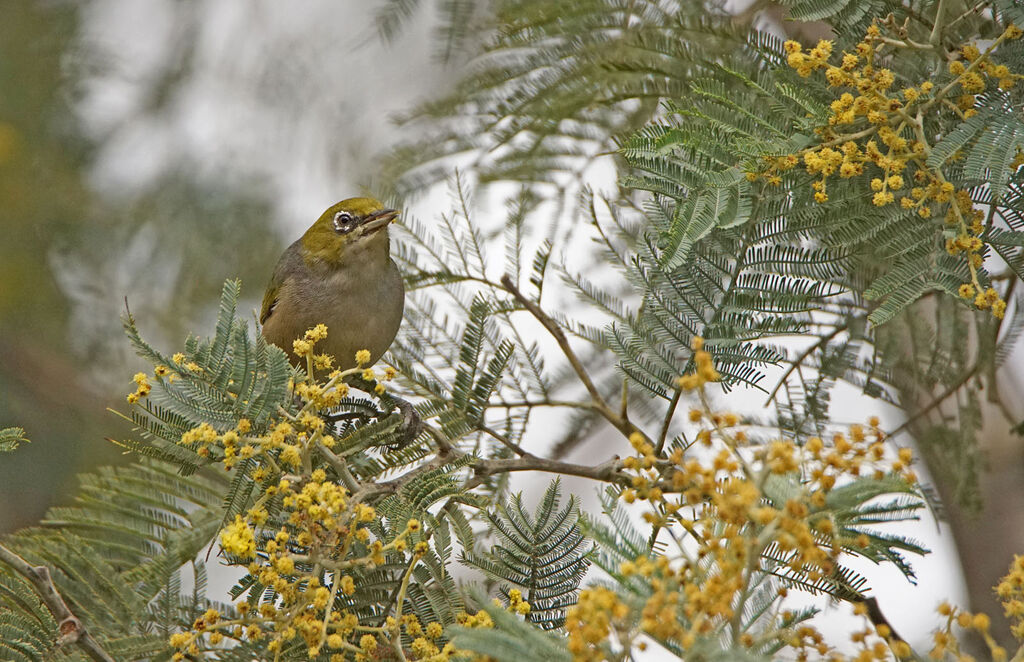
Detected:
left=360, top=208, right=399, bottom=234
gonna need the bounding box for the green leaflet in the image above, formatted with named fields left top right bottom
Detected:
left=0, top=427, right=27, bottom=453
left=462, top=479, right=590, bottom=630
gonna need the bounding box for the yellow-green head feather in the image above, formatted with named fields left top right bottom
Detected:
left=300, top=197, right=399, bottom=266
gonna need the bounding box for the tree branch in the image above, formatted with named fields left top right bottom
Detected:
left=0, top=543, right=116, bottom=662
left=500, top=274, right=639, bottom=439
left=655, top=387, right=683, bottom=456
left=887, top=365, right=980, bottom=439
left=468, top=453, right=626, bottom=487
left=763, top=323, right=849, bottom=407
left=929, top=0, right=948, bottom=46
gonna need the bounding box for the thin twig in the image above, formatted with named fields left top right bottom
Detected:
left=887, top=366, right=980, bottom=439
left=655, top=387, right=682, bottom=457
left=763, top=323, right=848, bottom=407
left=500, top=274, right=639, bottom=439
left=929, top=0, right=948, bottom=46
left=317, top=443, right=361, bottom=492
left=480, top=425, right=530, bottom=456
left=468, top=454, right=626, bottom=487
left=944, top=1, right=986, bottom=33
left=489, top=399, right=600, bottom=411
left=0, top=543, right=116, bottom=662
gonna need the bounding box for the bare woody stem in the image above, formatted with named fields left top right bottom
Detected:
left=343, top=437, right=628, bottom=501
left=0, top=543, right=115, bottom=662
left=929, top=0, right=948, bottom=46
left=499, top=274, right=642, bottom=440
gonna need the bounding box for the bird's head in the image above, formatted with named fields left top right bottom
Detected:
left=300, top=197, right=399, bottom=266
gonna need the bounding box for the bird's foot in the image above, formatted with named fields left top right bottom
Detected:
left=392, top=396, right=424, bottom=446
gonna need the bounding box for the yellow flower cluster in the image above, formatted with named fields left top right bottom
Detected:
left=927, top=601, right=1006, bottom=660
left=160, top=325, right=447, bottom=661
left=783, top=37, right=833, bottom=78
left=596, top=346, right=929, bottom=659
left=746, top=21, right=1020, bottom=321
left=292, top=323, right=329, bottom=358
left=504, top=588, right=531, bottom=616
left=676, top=336, right=720, bottom=390
left=126, top=359, right=195, bottom=403
left=172, top=351, right=202, bottom=373
left=565, top=587, right=630, bottom=661
left=839, top=600, right=913, bottom=660
left=170, top=462, right=433, bottom=660
left=220, top=515, right=256, bottom=558
left=457, top=609, right=494, bottom=629
left=166, top=326, right=405, bottom=472
left=126, top=372, right=151, bottom=404
left=997, top=554, right=1024, bottom=641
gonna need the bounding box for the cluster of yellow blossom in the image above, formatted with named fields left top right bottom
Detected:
left=676, top=336, right=720, bottom=390
left=170, top=460, right=437, bottom=660
left=946, top=190, right=1009, bottom=318
left=162, top=326, right=404, bottom=472
left=504, top=588, right=531, bottom=616
left=589, top=337, right=933, bottom=659
left=833, top=600, right=913, bottom=660
left=918, top=600, right=1007, bottom=660
left=292, top=323, right=329, bottom=359
left=565, top=587, right=631, bottom=661
left=746, top=22, right=1021, bottom=320
left=452, top=589, right=533, bottom=635
left=997, top=554, right=1024, bottom=641
left=158, top=325, right=455, bottom=660
left=172, top=351, right=202, bottom=373
left=800, top=417, right=917, bottom=491
left=951, top=34, right=1024, bottom=92
left=126, top=359, right=195, bottom=403
left=291, top=325, right=396, bottom=395
left=126, top=372, right=151, bottom=404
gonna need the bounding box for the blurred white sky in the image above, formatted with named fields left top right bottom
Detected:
left=73, top=0, right=971, bottom=656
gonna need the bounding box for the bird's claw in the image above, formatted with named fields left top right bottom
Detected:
left=394, top=398, right=424, bottom=446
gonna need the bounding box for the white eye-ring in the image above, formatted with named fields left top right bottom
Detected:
left=333, top=212, right=356, bottom=233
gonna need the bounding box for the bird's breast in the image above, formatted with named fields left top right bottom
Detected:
left=263, top=259, right=404, bottom=370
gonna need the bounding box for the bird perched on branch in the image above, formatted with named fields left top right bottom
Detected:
left=260, top=197, right=404, bottom=370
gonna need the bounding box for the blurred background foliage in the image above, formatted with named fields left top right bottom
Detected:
left=1, top=2, right=114, bottom=531
left=2, top=0, right=1024, bottom=646
left=0, top=0, right=446, bottom=531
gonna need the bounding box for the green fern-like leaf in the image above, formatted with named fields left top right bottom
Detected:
left=462, top=479, right=590, bottom=630
left=0, top=427, right=27, bottom=453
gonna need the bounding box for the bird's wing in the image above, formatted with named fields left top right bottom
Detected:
left=260, top=241, right=302, bottom=325
left=260, top=280, right=279, bottom=325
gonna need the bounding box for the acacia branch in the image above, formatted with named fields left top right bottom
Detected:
left=929, top=0, right=948, bottom=46
left=355, top=435, right=628, bottom=498
left=499, top=274, right=639, bottom=439
left=0, top=543, right=115, bottom=662
left=887, top=365, right=979, bottom=439
left=655, top=387, right=683, bottom=456
left=763, top=323, right=849, bottom=407
left=468, top=453, right=626, bottom=487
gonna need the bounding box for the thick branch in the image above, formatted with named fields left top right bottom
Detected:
left=0, top=543, right=115, bottom=662
left=356, top=440, right=628, bottom=499
left=468, top=453, right=626, bottom=488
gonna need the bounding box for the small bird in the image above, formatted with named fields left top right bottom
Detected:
left=260, top=197, right=404, bottom=371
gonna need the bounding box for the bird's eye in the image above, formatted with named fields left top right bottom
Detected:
left=332, top=212, right=356, bottom=234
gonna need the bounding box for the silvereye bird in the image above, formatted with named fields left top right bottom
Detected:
left=260, top=198, right=404, bottom=370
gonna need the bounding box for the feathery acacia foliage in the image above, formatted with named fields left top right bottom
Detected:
left=4, top=0, right=1024, bottom=660
left=462, top=480, right=590, bottom=630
